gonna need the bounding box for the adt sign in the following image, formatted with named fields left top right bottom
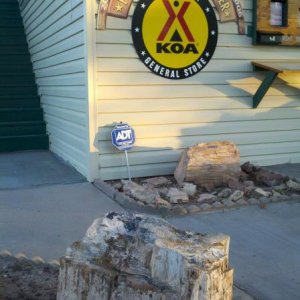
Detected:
left=111, top=123, right=135, bottom=151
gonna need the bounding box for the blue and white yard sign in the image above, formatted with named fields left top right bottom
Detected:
left=111, top=123, right=135, bottom=151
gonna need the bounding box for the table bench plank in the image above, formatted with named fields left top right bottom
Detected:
left=251, top=60, right=300, bottom=108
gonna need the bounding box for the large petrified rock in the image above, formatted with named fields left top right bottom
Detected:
left=57, top=212, right=233, bottom=300
left=175, top=141, right=241, bottom=188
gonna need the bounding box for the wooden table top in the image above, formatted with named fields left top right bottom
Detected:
left=252, top=60, right=300, bottom=73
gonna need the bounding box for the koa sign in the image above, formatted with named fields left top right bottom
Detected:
left=131, top=0, right=218, bottom=79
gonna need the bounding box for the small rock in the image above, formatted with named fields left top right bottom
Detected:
left=236, top=199, right=248, bottom=206
left=243, top=180, right=255, bottom=187
left=183, top=182, right=197, bottom=197
left=254, top=188, right=272, bottom=198
left=122, top=180, right=160, bottom=204
left=259, top=197, right=270, bottom=205
left=172, top=205, right=188, bottom=215
left=137, top=201, right=145, bottom=207
left=166, top=188, right=189, bottom=204
left=273, top=184, right=287, bottom=193
left=187, top=205, right=201, bottom=214
left=112, top=182, right=122, bottom=190
left=223, top=199, right=236, bottom=207
left=218, top=188, right=232, bottom=198
left=199, top=203, right=212, bottom=211
left=248, top=198, right=259, bottom=205
left=0, top=250, right=12, bottom=257
left=155, top=198, right=171, bottom=209
left=244, top=186, right=255, bottom=198
left=227, top=178, right=244, bottom=190
left=270, top=196, right=282, bottom=203
left=241, top=161, right=257, bottom=174
left=211, top=201, right=224, bottom=209
left=156, top=187, right=169, bottom=198
left=141, top=176, right=172, bottom=187
left=271, top=190, right=282, bottom=198
left=197, top=193, right=217, bottom=204
left=228, top=190, right=244, bottom=202
left=286, top=180, right=300, bottom=192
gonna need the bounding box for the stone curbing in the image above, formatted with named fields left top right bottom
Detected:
left=93, top=177, right=300, bottom=217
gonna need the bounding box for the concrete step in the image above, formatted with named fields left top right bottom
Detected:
left=0, top=134, right=49, bottom=152
left=0, top=108, right=44, bottom=122
left=0, top=121, right=46, bottom=137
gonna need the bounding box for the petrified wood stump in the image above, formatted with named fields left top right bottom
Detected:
left=175, top=141, right=241, bottom=188
left=57, top=213, right=233, bottom=300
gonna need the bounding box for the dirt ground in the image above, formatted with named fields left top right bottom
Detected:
left=0, top=254, right=58, bottom=300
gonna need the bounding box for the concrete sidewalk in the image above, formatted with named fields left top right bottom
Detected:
left=1, top=151, right=300, bottom=299
left=0, top=182, right=124, bottom=261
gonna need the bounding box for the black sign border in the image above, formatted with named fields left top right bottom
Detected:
left=131, top=0, right=218, bottom=79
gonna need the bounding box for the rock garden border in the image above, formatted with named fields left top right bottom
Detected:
left=94, top=162, right=300, bottom=217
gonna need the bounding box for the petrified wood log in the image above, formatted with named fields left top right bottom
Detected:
left=175, top=141, right=241, bottom=188
left=57, top=212, right=233, bottom=300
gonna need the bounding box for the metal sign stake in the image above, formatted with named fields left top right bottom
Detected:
left=124, top=150, right=131, bottom=181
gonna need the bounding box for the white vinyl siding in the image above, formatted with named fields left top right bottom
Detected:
left=18, top=0, right=89, bottom=177
left=95, top=0, right=300, bottom=180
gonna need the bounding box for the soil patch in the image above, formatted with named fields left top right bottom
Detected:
left=0, top=253, right=58, bottom=300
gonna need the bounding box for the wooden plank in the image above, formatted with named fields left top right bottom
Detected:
left=252, top=60, right=300, bottom=73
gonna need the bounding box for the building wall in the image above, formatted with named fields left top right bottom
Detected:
left=95, top=0, right=300, bottom=180
left=18, top=0, right=91, bottom=177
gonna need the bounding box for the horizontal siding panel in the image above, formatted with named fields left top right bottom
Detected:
left=37, top=73, right=85, bottom=86
left=97, top=119, right=300, bottom=140
left=32, top=46, right=84, bottom=69
left=39, top=85, right=86, bottom=99
left=96, top=58, right=254, bottom=72
left=42, top=104, right=86, bottom=126
left=31, top=32, right=84, bottom=62
left=50, top=136, right=88, bottom=176
left=42, top=95, right=87, bottom=113
left=34, top=59, right=85, bottom=78
left=99, top=162, right=176, bottom=180
left=96, top=26, right=253, bottom=44
left=47, top=124, right=86, bottom=153
left=45, top=115, right=86, bottom=140
left=96, top=44, right=300, bottom=60
left=97, top=107, right=300, bottom=127
left=26, top=1, right=83, bottom=43
left=96, top=84, right=300, bottom=100
left=30, top=19, right=84, bottom=55
left=99, top=152, right=300, bottom=180
left=98, top=130, right=300, bottom=154
left=96, top=72, right=300, bottom=86
left=99, top=141, right=300, bottom=168
left=97, top=96, right=300, bottom=113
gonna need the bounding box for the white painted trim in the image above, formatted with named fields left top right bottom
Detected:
left=84, top=0, right=98, bottom=181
